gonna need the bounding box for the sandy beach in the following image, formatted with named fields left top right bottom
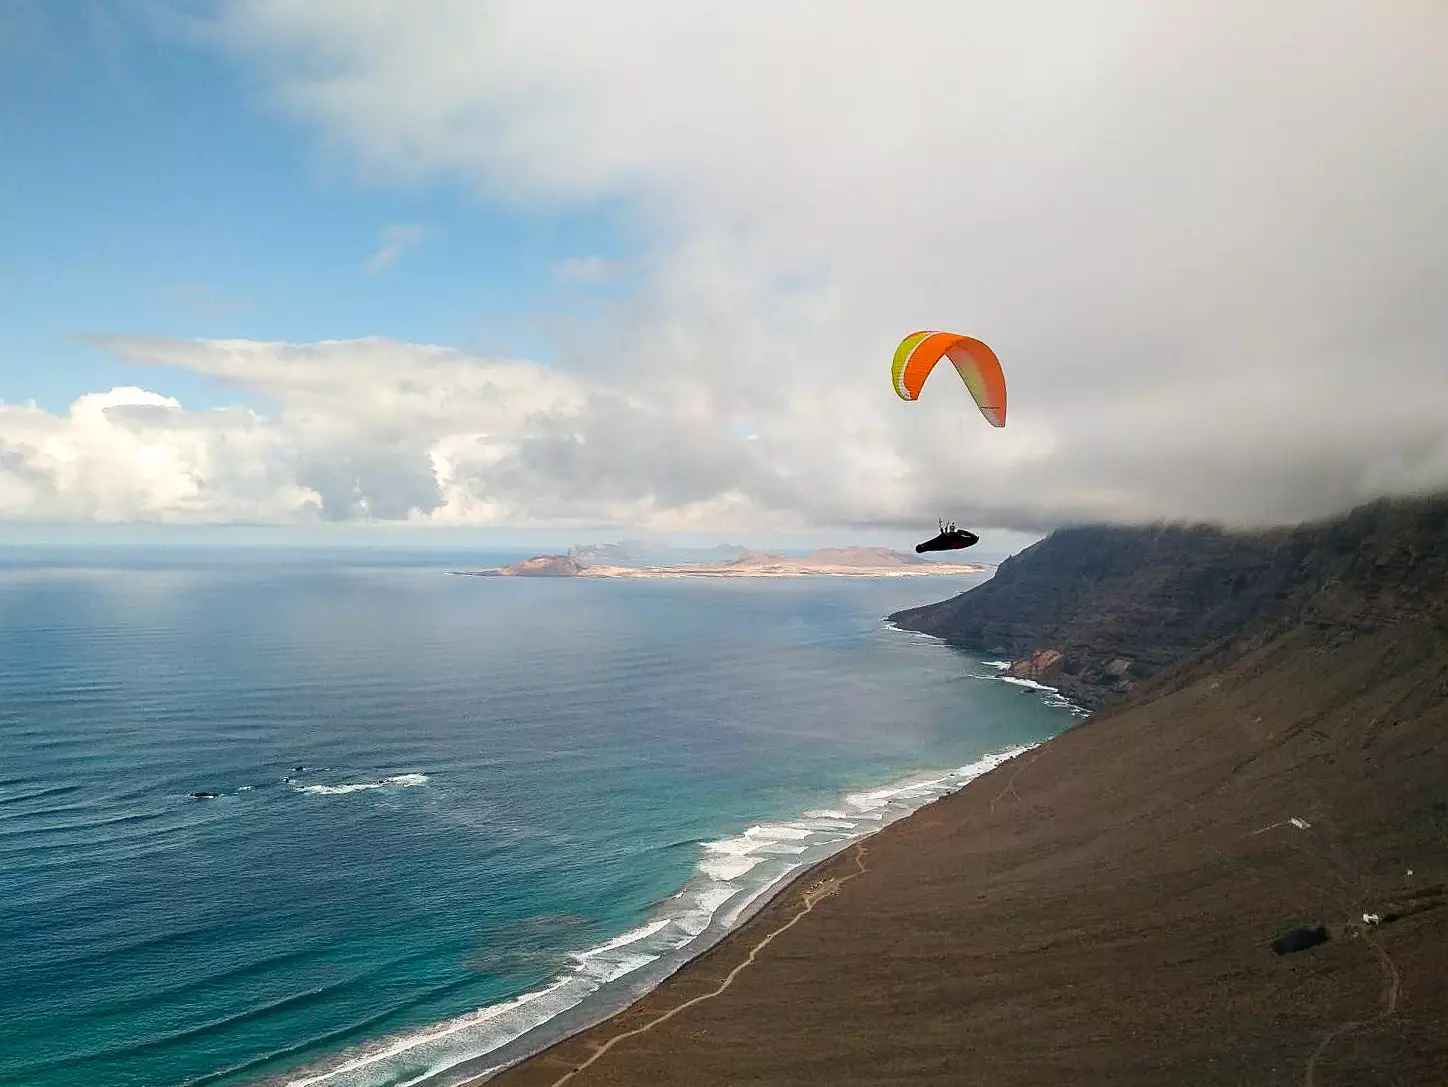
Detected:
left=476, top=617, right=1446, bottom=1086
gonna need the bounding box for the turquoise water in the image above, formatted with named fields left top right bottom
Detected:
left=0, top=548, right=1079, bottom=1087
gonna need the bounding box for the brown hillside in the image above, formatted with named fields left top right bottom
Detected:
left=487, top=493, right=1448, bottom=1087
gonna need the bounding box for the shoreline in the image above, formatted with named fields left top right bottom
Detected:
left=476, top=644, right=1448, bottom=1083
left=443, top=652, right=1091, bottom=1087
left=468, top=741, right=1051, bottom=1087
left=453, top=841, right=874, bottom=1087
left=431, top=748, right=1037, bottom=1087
left=262, top=734, right=1061, bottom=1087
left=436, top=646, right=1089, bottom=1086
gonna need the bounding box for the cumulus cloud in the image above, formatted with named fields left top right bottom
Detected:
left=363, top=223, right=432, bottom=273
left=9, top=2, right=1445, bottom=532
left=0, top=336, right=813, bottom=529
left=0, top=385, right=318, bottom=523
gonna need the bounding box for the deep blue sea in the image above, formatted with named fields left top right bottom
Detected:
left=0, top=547, right=1081, bottom=1087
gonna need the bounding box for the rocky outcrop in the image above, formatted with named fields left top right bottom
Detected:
left=1005, top=648, right=1063, bottom=683
left=889, top=493, right=1448, bottom=709
left=499, top=555, right=586, bottom=577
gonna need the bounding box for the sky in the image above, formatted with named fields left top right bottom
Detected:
left=2, top=1, right=1446, bottom=547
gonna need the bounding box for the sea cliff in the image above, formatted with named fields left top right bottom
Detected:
left=888, top=494, right=1448, bottom=708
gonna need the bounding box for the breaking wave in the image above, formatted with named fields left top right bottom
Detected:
left=267, top=746, right=1033, bottom=1087
left=293, top=774, right=430, bottom=797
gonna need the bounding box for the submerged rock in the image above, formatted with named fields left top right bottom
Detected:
left=188, top=791, right=220, bottom=800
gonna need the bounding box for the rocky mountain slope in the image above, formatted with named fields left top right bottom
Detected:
left=888, top=494, right=1448, bottom=708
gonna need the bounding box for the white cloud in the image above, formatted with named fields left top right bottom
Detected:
left=9, top=2, right=1446, bottom=532
left=0, top=336, right=815, bottom=530
left=0, top=385, right=319, bottom=523
left=363, top=223, right=432, bottom=273
left=202, top=1, right=1448, bottom=530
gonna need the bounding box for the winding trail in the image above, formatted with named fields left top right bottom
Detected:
left=542, top=843, right=870, bottom=1087
left=989, top=752, right=1039, bottom=813
left=1301, top=928, right=1402, bottom=1087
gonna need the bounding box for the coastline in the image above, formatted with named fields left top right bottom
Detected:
left=261, top=711, right=1069, bottom=1087
left=408, top=653, right=1086, bottom=1086
left=467, top=747, right=1039, bottom=1087
left=291, top=495, right=1448, bottom=1086
left=429, top=746, right=1040, bottom=1087
left=473, top=624, right=1448, bottom=1085
left=451, top=840, right=874, bottom=1087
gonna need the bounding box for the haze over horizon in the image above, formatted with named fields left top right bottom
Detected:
left=4, top=2, right=1446, bottom=540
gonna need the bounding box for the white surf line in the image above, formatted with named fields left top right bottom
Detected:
left=542, top=843, right=871, bottom=1087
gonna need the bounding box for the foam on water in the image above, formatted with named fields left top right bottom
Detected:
left=295, top=774, right=430, bottom=797
left=571, top=918, right=674, bottom=961
left=970, top=664, right=1092, bottom=717
left=271, top=744, right=1038, bottom=1087
left=879, top=622, right=946, bottom=642
left=698, top=822, right=820, bottom=880
left=276, top=979, right=575, bottom=1087
left=995, top=675, right=1059, bottom=693
left=879, top=624, right=1088, bottom=716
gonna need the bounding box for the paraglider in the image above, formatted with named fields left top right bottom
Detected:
left=890, top=330, right=1006, bottom=427
left=891, top=330, right=1006, bottom=553
left=915, top=520, right=979, bottom=554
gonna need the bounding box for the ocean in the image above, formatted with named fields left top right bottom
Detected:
left=0, top=547, right=1082, bottom=1087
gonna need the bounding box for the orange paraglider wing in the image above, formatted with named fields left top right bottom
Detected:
left=890, top=330, right=1006, bottom=427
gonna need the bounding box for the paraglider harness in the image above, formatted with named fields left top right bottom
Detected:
left=916, top=519, right=979, bottom=554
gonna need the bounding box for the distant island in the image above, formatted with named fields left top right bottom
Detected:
left=452, top=544, right=987, bottom=579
